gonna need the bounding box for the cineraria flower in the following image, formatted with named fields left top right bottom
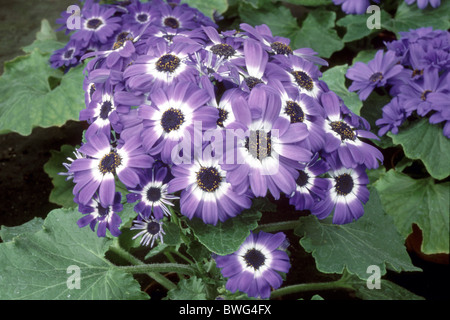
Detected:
left=397, top=68, right=450, bottom=117
left=333, top=0, right=380, bottom=15
left=72, top=3, right=122, bottom=46
left=272, top=54, right=323, bottom=99
left=202, top=26, right=244, bottom=64
left=214, top=231, right=291, bottom=299
left=76, top=191, right=123, bottom=237
left=375, top=97, right=409, bottom=136
left=123, top=40, right=201, bottom=94
left=320, top=91, right=383, bottom=169
left=288, top=155, right=330, bottom=213
left=427, top=92, right=450, bottom=138
left=222, top=86, right=312, bottom=199
left=70, top=132, right=154, bottom=206
left=121, top=0, right=160, bottom=32
left=138, top=81, right=218, bottom=163
left=346, top=50, right=403, bottom=101
left=130, top=215, right=165, bottom=247
left=313, top=157, right=370, bottom=224
left=404, top=0, right=441, bottom=9
left=237, top=39, right=271, bottom=92
left=49, top=40, right=82, bottom=69
left=126, top=164, right=179, bottom=220
left=155, top=0, right=200, bottom=30
left=168, top=148, right=253, bottom=225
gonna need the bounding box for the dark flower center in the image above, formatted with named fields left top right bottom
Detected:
left=163, top=34, right=174, bottom=42
left=64, top=49, right=74, bottom=59
left=99, top=101, right=113, bottom=120
left=156, top=54, right=181, bottom=73
left=99, top=150, right=122, bottom=175
left=196, top=167, right=222, bottom=192
left=296, top=170, right=309, bottom=187
left=86, top=18, right=103, bottom=30
left=245, top=130, right=272, bottom=160
left=412, top=69, right=423, bottom=78
left=330, top=121, right=355, bottom=141
left=217, top=108, right=228, bottom=127
left=335, top=173, right=354, bottom=196
left=89, top=84, right=96, bottom=100
left=369, top=72, right=383, bottom=82
left=137, top=13, right=149, bottom=23
left=291, top=71, right=314, bottom=91
left=160, top=108, right=184, bottom=133
left=270, top=41, right=293, bottom=55
left=210, top=43, right=236, bottom=59
left=245, top=76, right=264, bottom=90
left=147, top=221, right=161, bottom=235
left=285, top=101, right=305, bottom=123
left=97, top=204, right=110, bottom=217
left=243, top=248, right=266, bottom=270
left=421, top=90, right=432, bottom=101
left=146, top=187, right=161, bottom=202
left=164, top=17, right=179, bottom=29
left=113, top=32, right=132, bottom=50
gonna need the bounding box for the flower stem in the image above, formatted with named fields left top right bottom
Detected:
left=109, top=242, right=178, bottom=291
left=119, top=263, right=197, bottom=277
left=255, top=219, right=301, bottom=233
left=270, top=275, right=354, bottom=299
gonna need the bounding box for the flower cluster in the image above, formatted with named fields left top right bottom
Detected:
left=346, top=27, right=450, bottom=138
left=332, top=0, right=441, bottom=14
left=55, top=0, right=383, bottom=299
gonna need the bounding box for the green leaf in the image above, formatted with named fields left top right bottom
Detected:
left=0, top=50, right=85, bottom=136
left=167, top=276, right=207, bottom=300
left=373, top=170, right=450, bottom=255
left=346, top=273, right=425, bottom=300
left=181, top=0, right=228, bottom=19
left=384, top=1, right=450, bottom=36
left=0, top=217, right=44, bottom=242
left=294, top=189, right=421, bottom=280
left=43, top=145, right=77, bottom=208
left=162, top=220, right=182, bottom=247
left=238, top=2, right=301, bottom=41
left=352, top=49, right=378, bottom=64
left=292, top=9, right=344, bottom=58
left=321, top=64, right=363, bottom=115
left=388, top=118, right=450, bottom=180
left=337, top=10, right=392, bottom=43
left=186, top=209, right=262, bottom=256
left=22, top=19, right=65, bottom=54
left=0, top=208, right=148, bottom=299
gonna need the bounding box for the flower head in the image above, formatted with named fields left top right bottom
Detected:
left=130, top=215, right=165, bottom=247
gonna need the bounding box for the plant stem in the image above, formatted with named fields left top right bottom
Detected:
left=255, top=219, right=301, bottom=233
left=270, top=276, right=354, bottom=299
left=109, top=242, right=177, bottom=291
left=119, top=263, right=197, bottom=277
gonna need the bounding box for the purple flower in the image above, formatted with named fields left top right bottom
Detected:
left=333, top=0, right=380, bottom=14
left=167, top=148, right=253, bottom=225
left=375, top=97, right=409, bottom=136
left=126, top=164, right=179, bottom=220
left=138, top=81, right=218, bottom=163
left=347, top=50, right=403, bottom=101
left=404, top=0, right=441, bottom=9
left=222, top=86, right=313, bottom=199
left=130, top=216, right=165, bottom=247
left=49, top=40, right=83, bottom=69
left=69, top=132, right=154, bottom=206
left=313, top=156, right=370, bottom=224
left=72, top=3, right=122, bottom=46
left=214, top=231, right=291, bottom=299
left=320, top=91, right=384, bottom=169
left=76, top=191, right=123, bottom=237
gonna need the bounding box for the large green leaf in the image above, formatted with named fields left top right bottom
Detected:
left=0, top=217, right=44, bottom=242
left=0, top=49, right=85, bottom=136
left=0, top=208, right=148, bottom=300
left=292, top=9, right=344, bottom=59
left=294, top=189, right=421, bottom=280
left=283, top=0, right=332, bottom=6
left=22, top=19, right=65, bottom=54
left=336, top=10, right=392, bottom=43
left=182, top=0, right=228, bottom=19
left=373, top=170, right=450, bottom=254
left=388, top=118, right=450, bottom=180
left=186, top=208, right=262, bottom=256
left=167, top=276, right=207, bottom=300
left=384, top=1, right=450, bottom=36
left=238, top=2, right=301, bottom=41
left=321, top=64, right=363, bottom=115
